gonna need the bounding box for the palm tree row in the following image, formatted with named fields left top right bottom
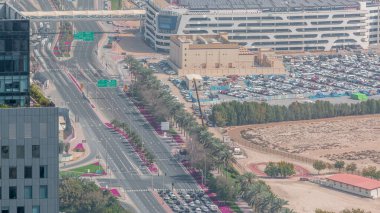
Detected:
left=125, top=56, right=233, bottom=171
left=237, top=173, right=293, bottom=213
left=125, top=56, right=291, bottom=212
left=111, top=120, right=155, bottom=164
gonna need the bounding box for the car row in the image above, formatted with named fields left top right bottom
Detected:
left=158, top=190, right=218, bottom=213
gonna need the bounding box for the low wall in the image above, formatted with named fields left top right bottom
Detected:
left=177, top=67, right=287, bottom=77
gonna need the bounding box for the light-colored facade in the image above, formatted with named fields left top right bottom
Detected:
left=144, top=0, right=380, bottom=52
left=0, top=107, right=59, bottom=213
left=367, top=3, right=380, bottom=45
left=184, top=74, right=202, bottom=90
left=326, top=174, right=380, bottom=199
left=169, top=33, right=285, bottom=76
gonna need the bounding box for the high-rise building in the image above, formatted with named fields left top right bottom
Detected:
left=0, top=107, right=59, bottom=213
left=0, top=3, right=30, bottom=106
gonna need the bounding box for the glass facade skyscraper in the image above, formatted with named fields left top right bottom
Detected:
left=0, top=4, right=30, bottom=106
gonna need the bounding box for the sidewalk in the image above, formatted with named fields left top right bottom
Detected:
left=42, top=75, right=96, bottom=170
left=59, top=122, right=95, bottom=171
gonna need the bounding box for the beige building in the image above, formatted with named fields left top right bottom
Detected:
left=184, top=74, right=202, bottom=90
left=325, top=174, right=380, bottom=199
left=169, top=33, right=286, bottom=77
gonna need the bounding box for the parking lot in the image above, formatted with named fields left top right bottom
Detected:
left=163, top=52, right=380, bottom=106
left=149, top=52, right=380, bottom=124
left=158, top=189, right=218, bottom=213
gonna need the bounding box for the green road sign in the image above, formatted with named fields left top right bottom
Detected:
left=97, top=79, right=117, bottom=88
left=109, top=80, right=117, bottom=88
left=97, top=79, right=108, bottom=88
left=74, top=32, right=94, bottom=41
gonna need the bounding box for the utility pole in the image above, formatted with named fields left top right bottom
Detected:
left=162, top=172, right=166, bottom=189
left=193, top=79, right=204, bottom=126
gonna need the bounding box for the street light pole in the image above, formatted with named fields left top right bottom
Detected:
left=163, top=172, right=166, bottom=189
left=151, top=174, right=154, bottom=191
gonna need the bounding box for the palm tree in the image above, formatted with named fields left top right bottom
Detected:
left=282, top=208, right=296, bottom=213
left=268, top=194, right=288, bottom=213
left=111, top=119, right=121, bottom=127
left=238, top=173, right=257, bottom=192
left=199, top=129, right=212, bottom=147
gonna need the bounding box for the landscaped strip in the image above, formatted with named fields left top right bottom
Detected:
left=68, top=162, right=106, bottom=177
left=106, top=121, right=158, bottom=174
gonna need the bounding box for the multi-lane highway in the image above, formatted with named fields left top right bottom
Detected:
left=20, top=0, right=166, bottom=212
left=65, top=0, right=200, bottom=192
left=17, top=0, right=202, bottom=212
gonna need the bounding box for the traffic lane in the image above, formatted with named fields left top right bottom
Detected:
left=40, top=50, right=163, bottom=213
left=70, top=0, right=199, bottom=191
left=37, top=0, right=165, bottom=211
left=49, top=71, right=161, bottom=213
left=82, top=85, right=194, bottom=179
left=64, top=70, right=198, bottom=191
left=89, top=87, right=199, bottom=190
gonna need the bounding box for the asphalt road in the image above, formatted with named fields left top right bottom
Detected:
left=17, top=0, right=166, bottom=212
left=62, top=0, right=201, bottom=192
left=18, top=0, right=202, bottom=212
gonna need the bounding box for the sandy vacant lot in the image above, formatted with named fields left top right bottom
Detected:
left=230, top=137, right=379, bottom=212
left=267, top=179, right=380, bottom=213
left=230, top=115, right=380, bottom=169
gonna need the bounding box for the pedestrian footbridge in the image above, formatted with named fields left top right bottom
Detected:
left=21, top=10, right=146, bottom=21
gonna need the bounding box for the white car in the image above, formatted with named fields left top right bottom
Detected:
left=210, top=204, right=218, bottom=211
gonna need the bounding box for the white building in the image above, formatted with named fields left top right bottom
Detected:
left=326, top=173, right=380, bottom=199
left=0, top=107, right=59, bottom=213
left=144, top=0, right=380, bottom=52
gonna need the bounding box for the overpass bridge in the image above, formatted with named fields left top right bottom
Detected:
left=20, top=10, right=146, bottom=21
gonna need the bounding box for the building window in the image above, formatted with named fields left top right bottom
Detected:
left=9, top=186, right=17, bottom=199
left=17, top=145, right=24, bottom=159
left=40, top=165, right=47, bottom=178
left=9, top=167, right=17, bottom=179
left=24, top=166, right=32, bottom=178
left=1, top=146, right=9, bottom=159
left=40, top=123, right=47, bottom=138
left=40, top=185, right=48, bottom=199
left=32, top=206, right=40, bottom=213
left=1, top=207, right=9, bottom=213
left=17, top=207, right=24, bottom=213
left=24, top=186, right=32, bottom=199
left=9, top=123, right=16, bottom=139
left=32, top=145, right=40, bottom=158
left=24, top=123, right=32, bottom=138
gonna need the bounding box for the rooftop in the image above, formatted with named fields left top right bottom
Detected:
left=172, top=0, right=359, bottom=10
left=176, top=34, right=231, bottom=45
left=327, top=174, right=380, bottom=190
left=171, top=34, right=240, bottom=50
left=185, top=74, right=202, bottom=80
left=0, top=3, right=26, bottom=20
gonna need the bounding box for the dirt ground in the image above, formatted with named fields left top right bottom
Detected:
left=229, top=115, right=380, bottom=170
left=266, top=179, right=380, bottom=213
left=114, top=31, right=167, bottom=60
left=231, top=146, right=380, bottom=212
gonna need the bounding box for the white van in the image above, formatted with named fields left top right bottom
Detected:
left=210, top=204, right=218, bottom=211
